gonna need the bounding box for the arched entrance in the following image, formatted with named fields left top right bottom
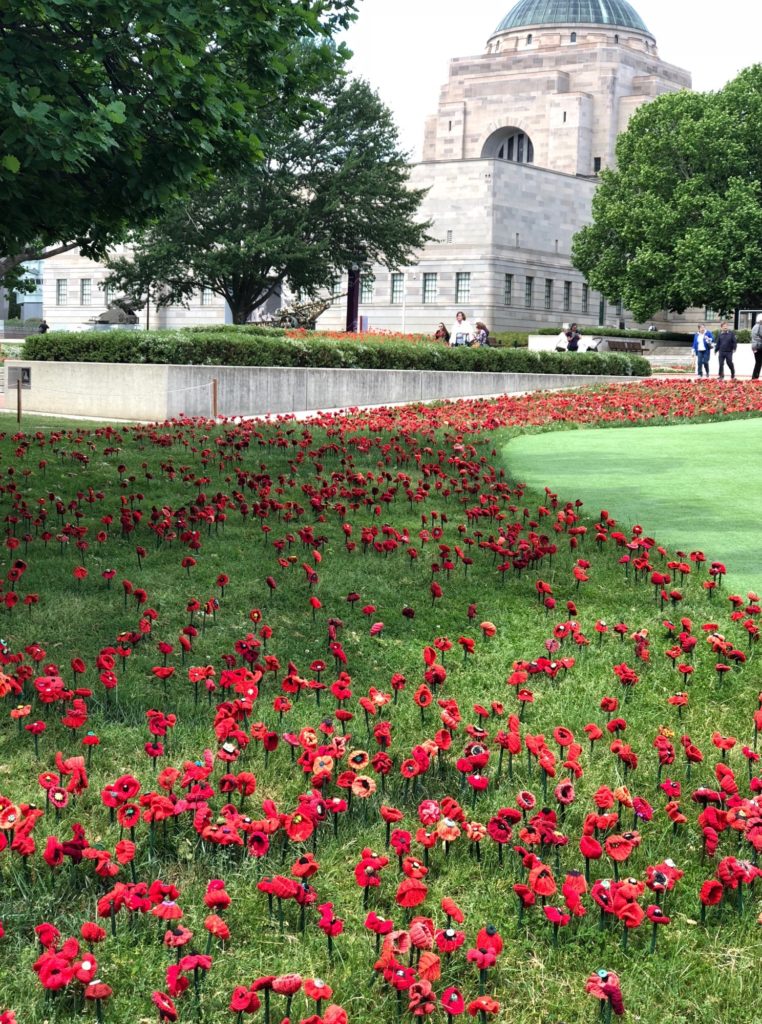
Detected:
left=481, top=126, right=534, bottom=163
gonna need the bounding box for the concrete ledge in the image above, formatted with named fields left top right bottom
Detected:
left=5, top=360, right=646, bottom=421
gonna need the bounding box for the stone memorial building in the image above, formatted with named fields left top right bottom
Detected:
left=318, top=0, right=694, bottom=335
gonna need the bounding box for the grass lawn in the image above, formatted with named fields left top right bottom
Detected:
left=0, top=404, right=760, bottom=1024
left=506, top=417, right=762, bottom=596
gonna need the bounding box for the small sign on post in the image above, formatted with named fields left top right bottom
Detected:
left=7, top=366, right=32, bottom=390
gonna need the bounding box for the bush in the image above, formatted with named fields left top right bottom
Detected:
left=489, top=332, right=529, bottom=348
left=536, top=325, right=694, bottom=342
left=23, top=329, right=651, bottom=377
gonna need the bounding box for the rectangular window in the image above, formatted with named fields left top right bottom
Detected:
left=103, top=282, right=115, bottom=306
left=331, top=277, right=342, bottom=300
left=504, top=274, right=513, bottom=306
left=422, top=273, right=438, bottom=304
left=594, top=157, right=602, bottom=173
left=455, top=272, right=471, bottom=305
left=56, top=279, right=67, bottom=305
left=705, top=307, right=715, bottom=320
left=446, top=230, right=453, bottom=243
left=544, top=278, right=553, bottom=310
left=360, top=276, right=374, bottom=303
left=525, top=276, right=534, bottom=308
left=390, top=272, right=404, bottom=305
left=563, top=281, right=572, bottom=312
left=581, top=283, right=589, bottom=314
left=200, top=286, right=214, bottom=306
left=615, top=298, right=624, bottom=317
left=80, top=279, right=92, bottom=305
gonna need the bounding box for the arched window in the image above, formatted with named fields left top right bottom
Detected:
left=483, top=127, right=534, bottom=165
left=526, top=33, right=532, bottom=44
left=570, top=31, right=576, bottom=42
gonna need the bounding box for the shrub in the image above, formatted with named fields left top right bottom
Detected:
left=536, top=325, right=694, bottom=342
left=23, top=329, right=651, bottom=376
left=490, top=332, right=529, bottom=348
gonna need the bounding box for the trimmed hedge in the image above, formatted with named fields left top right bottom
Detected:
left=536, top=325, right=694, bottom=342
left=23, top=329, right=651, bottom=377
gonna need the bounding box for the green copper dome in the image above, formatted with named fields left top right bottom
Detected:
left=494, top=0, right=649, bottom=33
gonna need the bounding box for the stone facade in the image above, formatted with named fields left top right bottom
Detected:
left=40, top=246, right=228, bottom=332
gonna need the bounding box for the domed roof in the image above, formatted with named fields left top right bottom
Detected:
left=494, top=0, right=649, bottom=34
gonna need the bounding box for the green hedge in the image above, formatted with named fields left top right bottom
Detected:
left=490, top=332, right=529, bottom=348
left=23, top=330, right=651, bottom=377
left=536, top=325, right=694, bottom=342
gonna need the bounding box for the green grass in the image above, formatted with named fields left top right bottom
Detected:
left=506, top=418, right=762, bottom=595
left=0, top=411, right=759, bottom=1024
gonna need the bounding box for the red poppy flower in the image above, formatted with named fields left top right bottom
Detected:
left=396, top=877, right=428, bottom=908
left=151, top=991, right=179, bottom=1021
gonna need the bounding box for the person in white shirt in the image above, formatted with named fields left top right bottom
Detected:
left=449, top=310, right=473, bottom=346
left=692, top=323, right=713, bottom=377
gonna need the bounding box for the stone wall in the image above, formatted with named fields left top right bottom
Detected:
left=5, top=360, right=644, bottom=422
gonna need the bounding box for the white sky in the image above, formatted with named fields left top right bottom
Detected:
left=341, top=0, right=761, bottom=159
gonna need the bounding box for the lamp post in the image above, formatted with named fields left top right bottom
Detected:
left=345, top=262, right=360, bottom=333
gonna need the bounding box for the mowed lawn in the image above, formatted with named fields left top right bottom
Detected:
left=505, top=417, right=762, bottom=595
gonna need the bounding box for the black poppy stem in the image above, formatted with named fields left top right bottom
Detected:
left=621, top=922, right=629, bottom=951
left=649, top=921, right=658, bottom=954
left=699, top=902, right=706, bottom=925
left=396, top=989, right=404, bottom=1023
left=479, top=969, right=486, bottom=996
left=263, top=988, right=271, bottom=1024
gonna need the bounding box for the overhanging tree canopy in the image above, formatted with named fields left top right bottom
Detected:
left=0, top=0, right=356, bottom=286
left=571, top=66, right=762, bottom=321
left=104, top=77, right=431, bottom=324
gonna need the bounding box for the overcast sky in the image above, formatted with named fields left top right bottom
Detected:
left=341, top=0, right=760, bottom=159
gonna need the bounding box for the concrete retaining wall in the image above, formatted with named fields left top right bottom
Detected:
left=5, top=360, right=643, bottom=421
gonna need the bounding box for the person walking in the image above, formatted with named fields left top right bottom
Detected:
left=715, top=321, right=737, bottom=380
left=449, top=310, right=473, bottom=347
left=692, top=322, right=713, bottom=377
left=751, top=318, right=762, bottom=380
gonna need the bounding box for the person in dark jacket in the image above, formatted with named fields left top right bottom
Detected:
left=715, top=321, right=737, bottom=380
left=566, top=323, right=581, bottom=352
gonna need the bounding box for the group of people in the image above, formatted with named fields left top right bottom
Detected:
left=556, top=323, right=581, bottom=352
left=692, top=322, right=744, bottom=380
left=435, top=311, right=490, bottom=347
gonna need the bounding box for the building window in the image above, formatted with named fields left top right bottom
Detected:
left=103, top=282, right=115, bottom=306
left=526, top=33, right=532, bottom=44
left=331, top=277, right=342, bottom=300
left=705, top=307, right=716, bottom=320
left=200, top=286, right=214, bottom=306
left=56, top=279, right=68, bottom=305
left=525, top=276, right=534, bottom=308
left=422, top=273, right=438, bottom=304
left=80, top=279, right=92, bottom=305
left=570, top=31, right=577, bottom=42
left=615, top=298, right=624, bottom=317
left=360, top=276, right=374, bottom=303
left=493, top=130, right=534, bottom=164
left=582, top=284, right=589, bottom=313
left=614, top=33, right=619, bottom=43
left=446, top=230, right=453, bottom=243
left=504, top=274, right=513, bottom=306
left=594, top=157, right=602, bottom=173
left=563, top=281, right=572, bottom=312
left=390, top=272, right=404, bottom=305
left=544, top=279, right=553, bottom=310
left=599, top=298, right=607, bottom=323
left=455, top=272, right=471, bottom=305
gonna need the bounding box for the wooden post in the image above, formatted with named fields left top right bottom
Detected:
left=16, top=378, right=21, bottom=424
left=211, top=378, right=218, bottom=419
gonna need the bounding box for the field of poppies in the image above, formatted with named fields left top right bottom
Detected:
left=1, top=378, right=761, bottom=1024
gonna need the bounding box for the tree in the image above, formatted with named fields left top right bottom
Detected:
left=104, top=77, right=432, bottom=324
left=0, top=0, right=357, bottom=285
left=571, top=66, right=762, bottom=321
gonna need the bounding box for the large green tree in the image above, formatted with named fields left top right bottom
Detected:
left=0, top=0, right=356, bottom=287
left=104, top=77, right=431, bottom=324
left=572, top=66, right=762, bottom=321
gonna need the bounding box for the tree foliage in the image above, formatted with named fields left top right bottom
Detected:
left=105, top=77, right=431, bottom=324
left=0, top=0, right=356, bottom=283
left=572, top=66, right=762, bottom=321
